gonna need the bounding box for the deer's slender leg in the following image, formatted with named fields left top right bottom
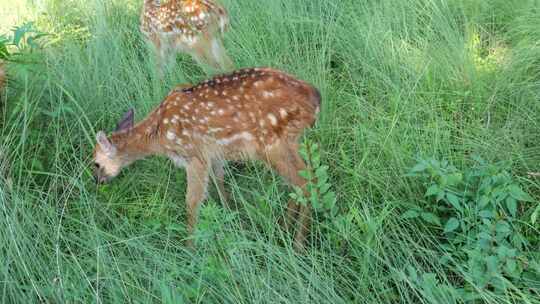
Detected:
left=212, top=159, right=230, bottom=207
left=191, top=36, right=233, bottom=71
left=287, top=145, right=312, bottom=251
left=185, top=158, right=210, bottom=248
left=160, top=43, right=177, bottom=77
left=147, top=33, right=165, bottom=77
left=208, top=37, right=234, bottom=71
left=264, top=141, right=311, bottom=251
left=285, top=199, right=301, bottom=231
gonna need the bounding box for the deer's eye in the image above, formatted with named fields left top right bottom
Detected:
left=94, top=163, right=101, bottom=169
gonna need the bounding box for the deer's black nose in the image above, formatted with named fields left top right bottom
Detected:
left=94, top=174, right=109, bottom=185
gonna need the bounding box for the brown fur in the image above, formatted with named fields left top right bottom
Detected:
left=92, top=67, right=321, bottom=250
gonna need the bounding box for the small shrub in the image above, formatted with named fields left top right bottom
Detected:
left=289, top=140, right=337, bottom=217
left=289, top=140, right=353, bottom=249
left=405, top=156, right=538, bottom=299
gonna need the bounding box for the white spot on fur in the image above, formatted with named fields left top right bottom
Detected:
left=267, top=114, right=278, bottom=126
left=262, top=91, right=275, bottom=98
left=279, top=108, right=288, bottom=118
left=208, top=127, right=224, bottom=134
left=166, top=130, right=176, bottom=140
left=216, top=132, right=254, bottom=145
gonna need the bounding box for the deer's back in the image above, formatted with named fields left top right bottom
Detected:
left=156, top=68, right=320, bottom=155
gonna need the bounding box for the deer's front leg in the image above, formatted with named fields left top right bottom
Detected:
left=185, top=158, right=210, bottom=248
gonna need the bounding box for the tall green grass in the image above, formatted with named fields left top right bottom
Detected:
left=1, top=0, right=539, bottom=303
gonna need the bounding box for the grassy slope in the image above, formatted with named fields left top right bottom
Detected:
left=1, top=0, right=539, bottom=303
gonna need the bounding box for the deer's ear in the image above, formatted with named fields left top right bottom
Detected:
left=115, top=108, right=135, bottom=132
left=96, top=131, right=116, bottom=155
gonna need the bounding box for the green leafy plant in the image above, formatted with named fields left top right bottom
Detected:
left=288, top=140, right=353, bottom=249
left=406, top=157, right=537, bottom=296
left=289, top=140, right=337, bottom=217
left=0, top=22, right=47, bottom=62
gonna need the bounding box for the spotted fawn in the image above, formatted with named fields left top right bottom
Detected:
left=92, top=68, right=321, bottom=250
left=140, top=0, right=233, bottom=73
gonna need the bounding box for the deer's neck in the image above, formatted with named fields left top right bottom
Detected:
left=109, top=117, right=165, bottom=164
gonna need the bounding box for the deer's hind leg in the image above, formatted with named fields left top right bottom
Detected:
left=185, top=158, right=211, bottom=248
left=212, top=159, right=231, bottom=207
left=190, top=35, right=233, bottom=71
left=263, top=140, right=311, bottom=251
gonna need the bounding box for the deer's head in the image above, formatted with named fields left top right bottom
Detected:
left=92, top=109, right=134, bottom=184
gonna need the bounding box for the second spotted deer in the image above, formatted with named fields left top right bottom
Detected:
left=92, top=68, right=321, bottom=250
left=140, top=0, right=233, bottom=73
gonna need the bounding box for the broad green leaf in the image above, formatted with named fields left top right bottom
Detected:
left=299, top=170, right=311, bottom=180
left=505, top=259, right=517, bottom=276
left=444, top=217, right=460, bottom=233
left=312, top=153, right=321, bottom=167
left=479, top=210, right=494, bottom=218
left=509, top=184, right=534, bottom=202
left=322, top=191, right=336, bottom=208
left=421, top=212, right=441, bottom=226
left=497, top=246, right=509, bottom=259
left=436, top=191, right=445, bottom=202
left=447, top=173, right=463, bottom=186
left=401, top=210, right=420, bottom=219
left=315, top=165, right=328, bottom=176
left=425, top=184, right=439, bottom=197
left=486, top=255, right=499, bottom=274
left=315, top=167, right=328, bottom=183
left=13, top=27, right=26, bottom=46
left=478, top=231, right=492, bottom=241
left=491, top=277, right=507, bottom=292
left=410, top=162, right=428, bottom=173
left=310, top=191, right=320, bottom=209
left=446, top=193, right=462, bottom=211
left=505, top=197, right=517, bottom=217
left=495, top=220, right=511, bottom=235
left=319, top=183, right=331, bottom=194
left=478, top=195, right=490, bottom=208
